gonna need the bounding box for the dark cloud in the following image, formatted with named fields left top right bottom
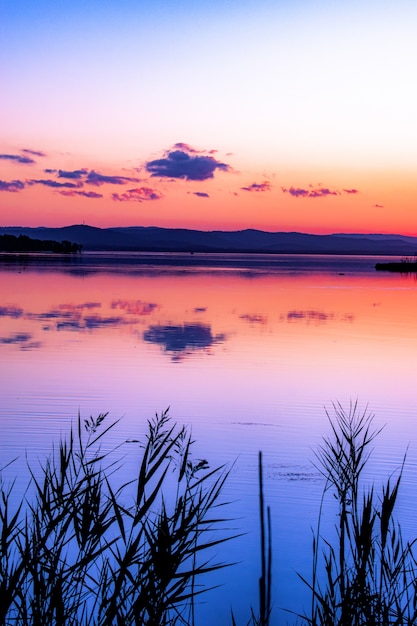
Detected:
left=281, top=186, right=339, bottom=198
left=343, top=188, right=359, bottom=194
left=59, top=190, right=103, bottom=199
left=45, top=169, right=57, bottom=174
left=58, top=169, right=88, bottom=179
left=241, top=181, right=271, bottom=192
left=143, top=323, right=226, bottom=360
left=22, top=149, right=46, bottom=157
left=0, top=179, right=25, bottom=192
left=86, top=170, right=140, bottom=186
left=146, top=147, right=231, bottom=181
left=192, top=191, right=210, bottom=198
left=28, top=179, right=83, bottom=189
left=112, top=187, right=163, bottom=202
left=0, top=153, right=35, bottom=165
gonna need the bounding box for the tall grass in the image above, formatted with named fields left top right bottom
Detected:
left=2, top=403, right=417, bottom=625
left=0, top=409, right=232, bottom=626
left=298, top=401, right=417, bottom=626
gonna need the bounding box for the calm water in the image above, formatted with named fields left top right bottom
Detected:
left=1, top=253, right=417, bottom=623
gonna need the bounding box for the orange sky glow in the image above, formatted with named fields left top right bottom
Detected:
left=1, top=0, right=417, bottom=234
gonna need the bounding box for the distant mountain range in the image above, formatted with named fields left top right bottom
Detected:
left=1, top=224, right=417, bottom=255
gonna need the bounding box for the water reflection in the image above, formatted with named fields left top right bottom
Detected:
left=2, top=256, right=417, bottom=623
left=143, top=323, right=226, bottom=361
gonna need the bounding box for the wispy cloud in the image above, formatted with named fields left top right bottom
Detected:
left=22, top=148, right=46, bottom=157
left=58, top=169, right=88, bottom=179
left=28, top=179, right=83, bottom=189
left=146, top=144, right=231, bottom=181
left=0, top=179, right=25, bottom=192
left=282, top=185, right=359, bottom=198
left=0, top=153, right=35, bottom=165
left=86, top=170, right=141, bottom=186
left=192, top=191, right=210, bottom=198
left=112, top=187, right=163, bottom=202
left=59, top=190, right=103, bottom=198
left=282, top=186, right=339, bottom=198
left=241, top=181, right=271, bottom=192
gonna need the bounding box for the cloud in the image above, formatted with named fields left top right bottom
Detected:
left=192, top=191, right=210, bottom=198
left=86, top=170, right=141, bottom=186
left=0, top=153, right=35, bottom=165
left=282, top=185, right=359, bottom=198
left=112, top=187, right=163, bottom=202
left=22, top=148, right=46, bottom=157
left=172, top=142, right=200, bottom=153
left=241, top=181, right=271, bottom=192
left=146, top=146, right=231, bottom=181
left=58, top=169, right=88, bottom=179
left=44, top=169, right=57, bottom=174
left=28, top=179, right=83, bottom=189
left=374, top=203, right=384, bottom=208
left=281, top=186, right=339, bottom=198
left=59, top=190, right=103, bottom=198
left=0, top=179, right=25, bottom=192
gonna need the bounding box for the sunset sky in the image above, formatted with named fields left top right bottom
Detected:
left=1, top=0, right=417, bottom=234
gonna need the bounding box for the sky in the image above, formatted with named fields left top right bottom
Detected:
left=1, top=0, right=417, bottom=234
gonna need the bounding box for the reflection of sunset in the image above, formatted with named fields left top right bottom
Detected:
left=3, top=261, right=417, bottom=625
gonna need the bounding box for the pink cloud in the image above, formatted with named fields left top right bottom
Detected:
left=282, top=185, right=360, bottom=198
left=241, top=181, right=271, bottom=192
left=112, top=187, right=163, bottom=202
left=59, top=190, right=103, bottom=199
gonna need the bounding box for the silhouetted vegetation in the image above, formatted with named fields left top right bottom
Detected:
left=0, top=234, right=82, bottom=254
left=1, top=404, right=416, bottom=625
left=375, top=255, right=417, bottom=272
left=296, top=402, right=417, bottom=626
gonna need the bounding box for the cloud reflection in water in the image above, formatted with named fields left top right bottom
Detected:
left=143, top=323, right=226, bottom=361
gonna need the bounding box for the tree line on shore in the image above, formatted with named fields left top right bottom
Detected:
left=0, top=234, right=82, bottom=254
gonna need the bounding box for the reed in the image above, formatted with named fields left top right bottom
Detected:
left=0, top=409, right=232, bottom=626
left=298, top=401, right=417, bottom=626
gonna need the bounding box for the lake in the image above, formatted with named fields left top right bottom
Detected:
left=1, top=252, right=417, bottom=624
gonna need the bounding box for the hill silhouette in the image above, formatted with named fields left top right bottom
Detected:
left=1, top=225, right=416, bottom=255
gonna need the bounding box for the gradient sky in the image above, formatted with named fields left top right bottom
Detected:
left=1, top=0, right=417, bottom=233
